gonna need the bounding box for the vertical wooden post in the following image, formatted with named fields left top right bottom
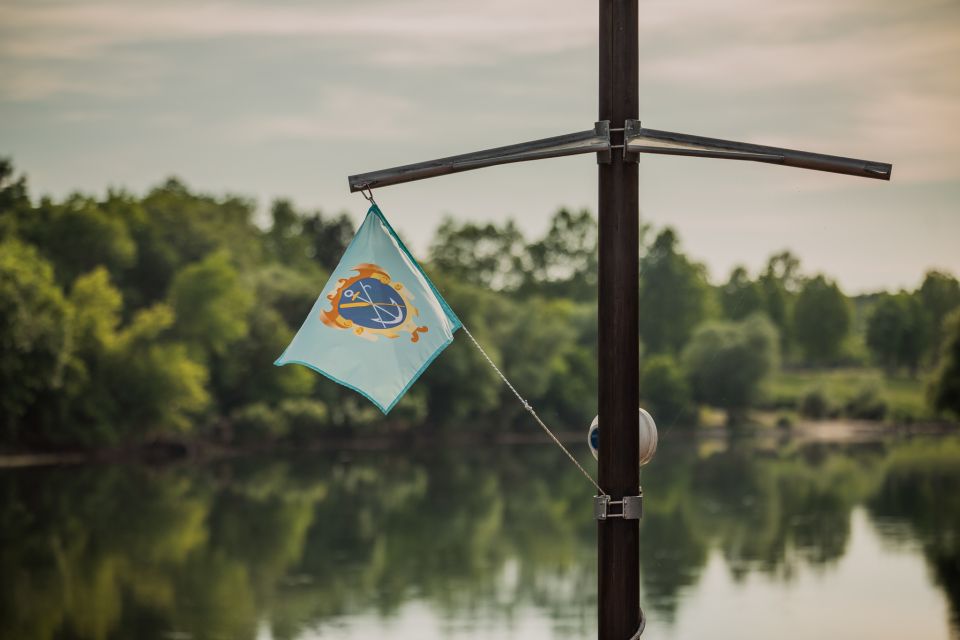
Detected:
left=598, top=1, right=640, bottom=639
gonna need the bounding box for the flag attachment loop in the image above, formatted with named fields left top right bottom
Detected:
left=358, top=184, right=377, bottom=204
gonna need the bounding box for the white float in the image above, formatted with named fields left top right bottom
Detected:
left=587, top=408, right=658, bottom=466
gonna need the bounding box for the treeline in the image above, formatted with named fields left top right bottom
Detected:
left=1, top=159, right=958, bottom=449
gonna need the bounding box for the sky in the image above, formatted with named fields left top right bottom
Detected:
left=1, top=0, right=958, bottom=293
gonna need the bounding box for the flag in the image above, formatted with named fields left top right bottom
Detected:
left=275, top=205, right=461, bottom=413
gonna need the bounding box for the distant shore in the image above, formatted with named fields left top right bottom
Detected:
left=1, top=418, right=955, bottom=470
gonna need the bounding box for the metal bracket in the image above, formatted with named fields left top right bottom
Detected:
left=595, top=120, right=611, bottom=165
left=594, top=493, right=643, bottom=520
left=349, top=122, right=612, bottom=192
left=624, top=119, right=891, bottom=181
left=624, top=119, right=642, bottom=163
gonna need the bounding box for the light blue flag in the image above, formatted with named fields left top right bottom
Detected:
left=275, top=205, right=461, bottom=413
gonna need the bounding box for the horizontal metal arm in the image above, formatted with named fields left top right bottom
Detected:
left=624, top=120, right=892, bottom=181
left=349, top=122, right=610, bottom=192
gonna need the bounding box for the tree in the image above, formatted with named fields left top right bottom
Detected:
left=758, top=251, right=801, bottom=351
left=268, top=199, right=354, bottom=274
left=523, top=208, right=598, bottom=300
left=428, top=217, right=528, bottom=291
left=0, top=158, right=30, bottom=239
left=682, top=314, right=779, bottom=424
left=638, top=228, right=711, bottom=355
left=720, top=266, right=764, bottom=321
left=17, top=195, right=137, bottom=287
left=103, top=304, right=209, bottom=436
left=300, top=210, right=354, bottom=273
left=640, top=354, right=695, bottom=426
left=129, top=178, right=263, bottom=308
left=793, top=275, right=850, bottom=364
left=60, top=269, right=210, bottom=444
left=168, top=251, right=253, bottom=358
left=865, top=292, right=930, bottom=375
left=918, top=270, right=960, bottom=363
left=930, top=310, right=960, bottom=419
left=0, top=240, right=72, bottom=439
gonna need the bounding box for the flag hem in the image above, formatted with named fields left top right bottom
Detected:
left=274, top=328, right=455, bottom=414
left=368, top=204, right=462, bottom=330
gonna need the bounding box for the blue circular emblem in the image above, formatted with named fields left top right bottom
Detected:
left=338, top=277, right=408, bottom=329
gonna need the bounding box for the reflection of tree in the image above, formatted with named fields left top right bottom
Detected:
left=868, top=439, right=960, bottom=633
left=4, top=437, right=960, bottom=639
left=638, top=441, right=708, bottom=620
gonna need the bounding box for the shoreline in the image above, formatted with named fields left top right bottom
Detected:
left=0, top=418, right=955, bottom=470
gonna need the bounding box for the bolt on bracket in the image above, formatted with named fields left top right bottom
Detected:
left=594, top=493, right=643, bottom=520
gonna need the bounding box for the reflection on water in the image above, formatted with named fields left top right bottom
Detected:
left=2, top=435, right=959, bottom=640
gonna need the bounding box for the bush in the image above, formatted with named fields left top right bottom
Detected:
left=844, top=386, right=887, bottom=421
left=279, top=399, right=331, bottom=444
left=930, top=310, right=960, bottom=419
left=230, top=403, right=288, bottom=446
left=799, top=388, right=830, bottom=420
left=640, top=354, right=696, bottom=426
left=682, top=314, right=780, bottom=423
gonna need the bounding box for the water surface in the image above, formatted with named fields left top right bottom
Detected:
left=2, top=433, right=958, bottom=639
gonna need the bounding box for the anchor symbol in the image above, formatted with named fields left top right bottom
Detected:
left=341, top=281, right=405, bottom=328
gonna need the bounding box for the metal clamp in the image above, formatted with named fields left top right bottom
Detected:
left=594, top=493, right=643, bottom=520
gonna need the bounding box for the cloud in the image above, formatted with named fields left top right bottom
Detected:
left=221, top=87, right=418, bottom=143
left=0, top=0, right=595, bottom=62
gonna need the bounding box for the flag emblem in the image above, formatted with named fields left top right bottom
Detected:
left=321, top=263, right=428, bottom=342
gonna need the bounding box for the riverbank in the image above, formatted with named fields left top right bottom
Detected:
left=2, top=417, right=955, bottom=469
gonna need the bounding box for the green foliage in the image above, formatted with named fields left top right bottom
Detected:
left=866, top=292, right=930, bottom=374
left=169, top=250, right=253, bottom=357
left=0, top=156, right=955, bottom=448
left=794, top=274, right=851, bottom=364
left=682, top=314, right=779, bottom=422
left=799, top=387, right=831, bottom=419
left=640, top=354, right=695, bottom=426
left=428, top=217, right=528, bottom=291
left=930, top=310, right=960, bottom=418
left=127, top=178, right=263, bottom=307
left=267, top=199, right=353, bottom=273
left=522, top=208, right=598, bottom=299
left=768, top=368, right=930, bottom=423
left=639, top=229, right=711, bottom=355
left=103, top=304, right=210, bottom=435
left=18, top=195, right=137, bottom=287
left=230, top=403, right=289, bottom=445
left=0, top=158, right=30, bottom=239
left=758, top=251, right=800, bottom=350
left=720, top=265, right=764, bottom=321
left=844, top=384, right=888, bottom=421
left=214, top=305, right=313, bottom=414
left=278, top=399, right=332, bottom=443
left=919, top=270, right=960, bottom=363
left=0, top=239, right=72, bottom=439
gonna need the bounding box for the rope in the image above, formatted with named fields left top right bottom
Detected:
left=461, top=324, right=606, bottom=496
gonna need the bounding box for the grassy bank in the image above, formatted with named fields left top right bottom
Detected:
left=764, top=367, right=932, bottom=423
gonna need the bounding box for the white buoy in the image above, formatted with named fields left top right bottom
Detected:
left=587, top=408, right=658, bottom=466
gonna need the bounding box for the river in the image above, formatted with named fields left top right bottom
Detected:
left=2, top=430, right=958, bottom=639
